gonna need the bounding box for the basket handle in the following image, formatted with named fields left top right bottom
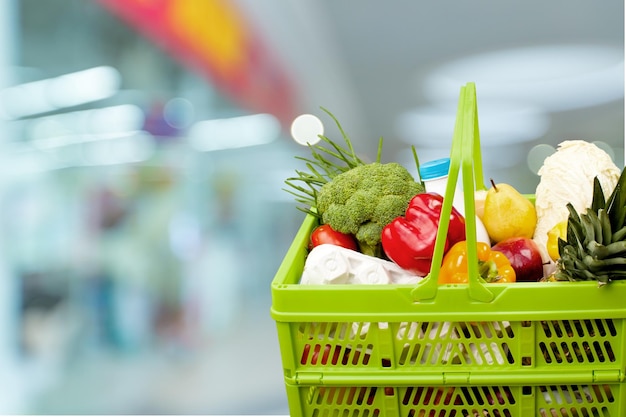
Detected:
left=411, top=82, right=494, bottom=303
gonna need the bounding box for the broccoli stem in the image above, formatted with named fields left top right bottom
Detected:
left=358, top=241, right=384, bottom=259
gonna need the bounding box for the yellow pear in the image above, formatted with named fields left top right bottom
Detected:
left=474, top=189, right=488, bottom=220
left=483, top=181, right=537, bottom=243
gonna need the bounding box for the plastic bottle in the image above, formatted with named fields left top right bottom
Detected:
left=419, top=158, right=491, bottom=244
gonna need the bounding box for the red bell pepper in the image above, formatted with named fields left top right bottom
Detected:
left=381, top=193, right=466, bottom=276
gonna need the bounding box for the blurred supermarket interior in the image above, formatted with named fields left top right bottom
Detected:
left=0, top=0, right=623, bottom=414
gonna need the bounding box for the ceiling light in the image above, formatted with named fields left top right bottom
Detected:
left=0, top=66, right=121, bottom=119
left=27, top=104, right=144, bottom=140
left=423, top=44, right=624, bottom=111
left=188, top=113, right=281, bottom=152
left=396, top=101, right=550, bottom=147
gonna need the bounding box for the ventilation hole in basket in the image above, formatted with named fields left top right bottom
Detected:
left=583, top=319, right=596, bottom=337
left=594, top=341, right=606, bottom=362
left=399, top=343, right=419, bottom=366
left=401, top=387, right=412, bottom=405
left=426, top=322, right=441, bottom=340
left=381, top=358, right=391, bottom=368
left=482, top=322, right=494, bottom=338
left=408, top=387, right=424, bottom=406
left=602, top=384, right=614, bottom=402
left=315, top=387, right=325, bottom=405
left=359, top=323, right=370, bottom=340
left=542, top=342, right=561, bottom=363
left=595, top=319, right=608, bottom=337
left=367, top=387, right=378, bottom=405
left=323, top=387, right=334, bottom=405
left=582, top=341, right=594, bottom=362
left=604, top=341, right=616, bottom=362
left=418, top=344, right=431, bottom=365
left=541, top=321, right=552, bottom=337
left=467, top=343, right=479, bottom=364
left=549, top=342, right=563, bottom=363
left=350, top=345, right=361, bottom=365
left=310, top=344, right=322, bottom=365
left=570, top=342, right=583, bottom=363
left=606, top=319, right=617, bottom=336
left=522, top=356, right=532, bottom=366
left=333, top=386, right=346, bottom=405
left=396, top=322, right=407, bottom=339
left=364, top=344, right=373, bottom=364
left=301, top=344, right=311, bottom=365
left=471, top=386, right=487, bottom=406
left=570, top=320, right=584, bottom=338
left=399, top=344, right=410, bottom=365
left=521, top=320, right=532, bottom=328
left=354, top=387, right=368, bottom=405
left=402, top=322, right=424, bottom=341
left=590, top=384, right=604, bottom=403
left=319, top=322, right=328, bottom=338
left=317, top=344, right=328, bottom=365
left=344, top=386, right=357, bottom=405
left=502, top=386, right=516, bottom=405
left=331, top=345, right=342, bottom=365
left=308, top=322, right=319, bottom=339
left=502, top=342, right=515, bottom=364
left=458, top=387, right=473, bottom=406
left=554, top=321, right=565, bottom=338
left=539, top=342, right=551, bottom=363
left=338, top=322, right=350, bottom=340
left=461, top=322, right=474, bottom=338
left=428, top=343, right=442, bottom=365
left=443, top=387, right=457, bottom=405
left=561, top=342, right=574, bottom=363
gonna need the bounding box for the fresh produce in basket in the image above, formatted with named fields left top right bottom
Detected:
left=546, top=219, right=567, bottom=261
left=381, top=192, right=466, bottom=276
left=482, top=180, right=537, bottom=243
left=309, top=224, right=358, bottom=251
left=316, top=161, right=423, bottom=257
left=553, top=166, right=626, bottom=285
left=300, top=244, right=422, bottom=285
left=438, top=241, right=516, bottom=284
left=491, top=237, right=544, bottom=282
left=283, top=108, right=424, bottom=258
left=533, top=140, right=621, bottom=261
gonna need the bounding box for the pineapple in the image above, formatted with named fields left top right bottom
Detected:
left=555, top=167, right=626, bottom=285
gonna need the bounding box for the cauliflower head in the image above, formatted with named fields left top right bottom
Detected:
left=316, top=162, right=424, bottom=257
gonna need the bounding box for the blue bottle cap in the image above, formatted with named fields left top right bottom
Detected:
left=419, top=157, right=450, bottom=180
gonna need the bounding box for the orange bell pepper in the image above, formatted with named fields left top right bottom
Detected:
left=438, top=240, right=516, bottom=284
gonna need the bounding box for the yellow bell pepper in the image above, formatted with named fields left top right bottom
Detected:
left=438, top=240, right=516, bottom=284
left=546, top=220, right=568, bottom=261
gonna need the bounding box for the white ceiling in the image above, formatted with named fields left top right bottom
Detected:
left=236, top=0, right=625, bottom=192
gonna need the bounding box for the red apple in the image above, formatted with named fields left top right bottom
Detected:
left=492, top=237, right=544, bottom=282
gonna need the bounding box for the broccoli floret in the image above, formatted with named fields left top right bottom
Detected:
left=316, top=162, right=424, bottom=257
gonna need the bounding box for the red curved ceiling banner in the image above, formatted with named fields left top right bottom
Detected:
left=98, top=0, right=299, bottom=125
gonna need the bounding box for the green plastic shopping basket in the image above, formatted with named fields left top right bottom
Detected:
left=271, top=83, right=626, bottom=417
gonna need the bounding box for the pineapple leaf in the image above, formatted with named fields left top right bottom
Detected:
left=606, top=167, right=626, bottom=231
left=590, top=176, right=607, bottom=212
left=565, top=203, right=586, bottom=252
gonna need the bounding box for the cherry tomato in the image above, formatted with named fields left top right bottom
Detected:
left=310, top=224, right=358, bottom=251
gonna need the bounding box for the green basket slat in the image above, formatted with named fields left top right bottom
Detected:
left=271, top=83, right=626, bottom=417
left=284, top=381, right=625, bottom=417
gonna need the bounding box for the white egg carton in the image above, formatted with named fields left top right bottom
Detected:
left=300, top=243, right=423, bottom=286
